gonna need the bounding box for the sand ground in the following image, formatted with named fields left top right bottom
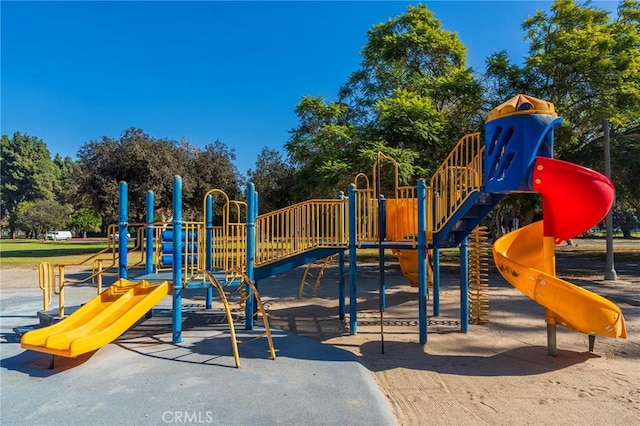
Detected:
left=1, top=246, right=639, bottom=425
left=260, top=256, right=640, bottom=425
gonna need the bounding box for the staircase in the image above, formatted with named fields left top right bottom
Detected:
left=431, top=133, right=501, bottom=248
left=433, top=192, right=502, bottom=247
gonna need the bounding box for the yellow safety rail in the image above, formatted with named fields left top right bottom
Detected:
left=151, top=221, right=206, bottom=285
left=357, top=153, right=419, bottom=245
left=431, top=132, right=484, bottom=233
left=203, top=190, right=247, bottom=280
left=183, top=221, right=205, bottom=284
left=255, top=198, right=348, bottom=266
left=40, top=222, right=150, bottom=316
left=353, top=173, right=377, bottom=242
left=202, top=269, right=276, bottom=367
left=38, top=262, right=55, bottom=311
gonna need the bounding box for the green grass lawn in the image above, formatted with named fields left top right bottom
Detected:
left=0, top=239, right=137, bottom=268
left=1, top=236, right=637, bottom=270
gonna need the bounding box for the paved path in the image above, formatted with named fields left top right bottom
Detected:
left=1, top=282, right=395, bottom=426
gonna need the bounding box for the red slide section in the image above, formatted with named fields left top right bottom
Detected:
left=533, top=157, right=615, bottom=242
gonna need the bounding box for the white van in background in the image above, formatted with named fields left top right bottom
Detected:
left=46, top=230, right=73, bottom=241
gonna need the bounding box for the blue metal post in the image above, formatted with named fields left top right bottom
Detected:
left=433, top=248, right=441, bottom=317
left=338, top=191, right=346, bottom=320
left=378, top=195, right=386, bottom=311
left=417, top=179, right=428, bottom=345
left=145, top=190, right=154, bottom=276
left=338, top=250, right=345, bottom=320
left=205, top=194, right=213, bottom=309
left=245, top=183, right=256, bottom=330
left=348, top=184, right=358, bottom=335
left=118, top=181, right=128, bottom=280
left=172, top=176, right=183, bottom=343
left=144, top=190, right=155, bottom=319
left=252, top=191, right=259, bottom=316
left=460, top=236, right=469, bottom=333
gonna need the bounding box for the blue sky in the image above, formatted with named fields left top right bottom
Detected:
left=1, top=1, right=619, bottom=176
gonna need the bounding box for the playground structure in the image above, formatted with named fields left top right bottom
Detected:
left=22, top=94, right=627, bottom=366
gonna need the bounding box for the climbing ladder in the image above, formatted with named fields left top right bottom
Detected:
left=201, top=270, right=276, bottom=368
left=468, top=225, right=490, bottom=323
left=298, top=255, right=335, bottom=298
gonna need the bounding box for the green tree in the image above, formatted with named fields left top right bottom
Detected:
left=287, top=4, right=483, bottom=199
left=68, top=207, right=103, bottom=238
left=187, top=140, right=244, bottom=221
left=1, top=132, right=59, bottom=236
left=11, top=200, right=70, bottom=238
left=248, top=147, right=298, bottom=213
left=78, top=128, right=243, bottom=226
left=343, top=4, right=483, bottom=151
left=572, top=129, right=640, bottom=237
left=287, top=96, right=359, bottom=199
left=485, top=0, right=640, bottom=157
left=78, top=128, right=189, bottom=225
left=526, top=0, right=639, bottom=156
left=53, top=154, right=86, bottom=208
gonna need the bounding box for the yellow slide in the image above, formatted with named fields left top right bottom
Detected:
left=493, top=157, right=626, bottom=339
left=21, top=279, right=171, bottom=357
left=385, top=198, right=433, bottom=287
left=493, top=221, right=626, bottom=338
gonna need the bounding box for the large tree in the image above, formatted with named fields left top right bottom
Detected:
left=1, top=132, right=59, bottom=236
left=248, top=147, right=298, bottom=213
left=485, top=0, right=640, bottom=158
left=53, top=154, right=86, bottom=208
left=77, top=128, right=243, bottom=225
left=186, top=140, right=244, bottom=221
left=10, top=199, right=70, bottom=238
left=68, top=207, right=103, bottom=239
left=287, top=4, right=483, bottom=199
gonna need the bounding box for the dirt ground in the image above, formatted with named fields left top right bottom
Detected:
left=1, top=244, right=639, bottom=425
left=260, top=246, right=640, bottom=425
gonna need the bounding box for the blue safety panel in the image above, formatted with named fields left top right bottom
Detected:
left=254, top=248, right=345, bottom=281
left=161, top=254, right=198, bottom=267
left=484, top=114, right=561, bottom=193
left=161, top=230, right=198, bottom=242
left=161, top=242, right=198, bottom=254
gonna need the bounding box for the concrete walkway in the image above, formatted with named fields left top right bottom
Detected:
left=0, top=283, right=395, bottom=426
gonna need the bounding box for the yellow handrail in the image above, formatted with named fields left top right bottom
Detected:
left=38, top=262, right=55, bottom=311
left=254, top=198, right=348, bottom=266
left=430, top=132, right=484, bottom=233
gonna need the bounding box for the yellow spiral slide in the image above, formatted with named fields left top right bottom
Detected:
left=493, top=157, right=626, bottom=339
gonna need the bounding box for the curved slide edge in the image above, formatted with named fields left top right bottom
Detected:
left=493, top=156, right=626, bottom=339
left=21, top=279, right=171, bottom=357
left=493, top=221, right=626, bottom=338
